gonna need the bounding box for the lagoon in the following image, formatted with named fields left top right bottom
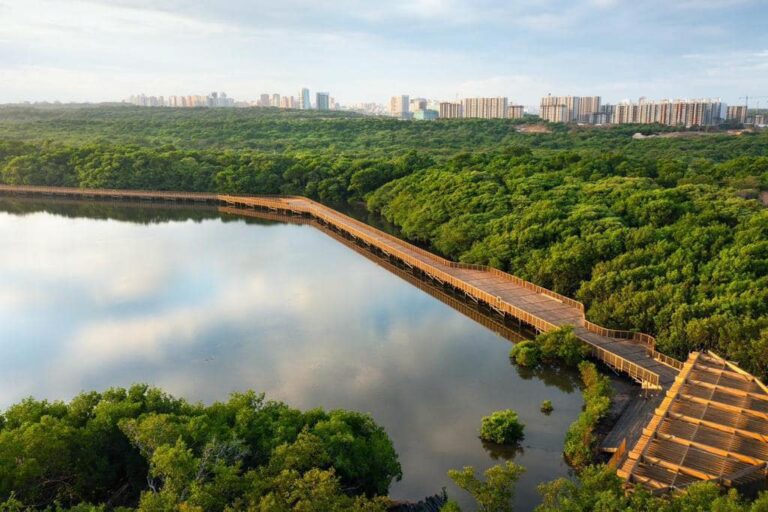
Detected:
left=0, top=198, right=582, bottom=511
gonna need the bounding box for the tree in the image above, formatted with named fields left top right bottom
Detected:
left=0, top=387, right=400, bottom=510
left=447, top=462, right=525, bottom=512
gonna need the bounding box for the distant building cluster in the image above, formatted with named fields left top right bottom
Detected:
left=253, top=88, right=337, bottom=111
left=123, top=87, right=761, bottom=128
left=127, top=92, right=235, bottom=108
left=538, top=95, right=751, bottom=128
left=127, top=88, right=340, bottom=111
left=540, top=95, right=601, bottom=123
left=601, top=98, right=727, bottom=127
left=389, top=95, right=524, bottom=121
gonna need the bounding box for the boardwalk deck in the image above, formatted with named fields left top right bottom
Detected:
left=223, top=194, right=679, bottom=389
left=0, top=184, right=676, bottom=389
left=4, top=184, right=768, bottom=492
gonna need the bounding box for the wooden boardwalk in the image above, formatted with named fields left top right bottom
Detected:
left=4, top=184, right=768, bottom=492
left=219, top=193, right=680, bottom=389
left=0, top=184, right=677, bottom=388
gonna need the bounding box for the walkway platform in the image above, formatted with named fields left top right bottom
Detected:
left=3, top=184, right=767, bottom=493
left=618, top=352, right=768, bottom=492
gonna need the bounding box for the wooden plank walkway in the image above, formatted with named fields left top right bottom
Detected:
left=0, top=184, right=677, bottom=389
left=4, top=184, right=768, bottom=493
left=220, top=193, right=680, bottom=389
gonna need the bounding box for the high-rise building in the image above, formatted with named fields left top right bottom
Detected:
left=439, top=102, right=462, bottom=119
left=540, top=104, right=569, bottom=123
left=726, top=105, right=748, bottom=124
left=507, top=105, right=525, bottom=119
left=390, top=95, right=410, bottom=118
left=540, top=95, right=600, bottom=123
left=461, top=97, right=508, bottom=119
left=300, top=88, right=311, bottom=109
left=601, top=98, right=725, bottom=127
left=271, top=94, right=281, bottom=107
left=540, top=95, right=567, bottom=122
left=316, top=92, right=330, bottom=111
left=577, top=96, right=601, bottom=123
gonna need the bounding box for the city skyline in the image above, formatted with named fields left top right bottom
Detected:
left=1, top=0, right=767, bottom=106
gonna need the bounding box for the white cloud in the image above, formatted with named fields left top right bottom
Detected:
left=67, top=275, right=271, bottom=365
left=0, top=0, right=234, bottom=39
left=0, top=0, right=765, bottom=104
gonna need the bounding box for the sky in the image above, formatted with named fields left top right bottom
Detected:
left=0, top=0, right=766, bottom=106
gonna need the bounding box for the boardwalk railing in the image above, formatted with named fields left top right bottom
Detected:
left=218, top=194, right=666, bottom=388
left=1, top=185, right=673, bottom=389
left=584, top=320, right=656, bottom=350
left=0, top=184, right=217, bottom=201
left=608, top=438, right=628, bottom=467
left=591, top=345, right=661, bottom=388
left=650, top=350, right=685, bottom=371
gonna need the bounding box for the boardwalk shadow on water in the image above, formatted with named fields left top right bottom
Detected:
left=0, top=197, right=584, bottom=512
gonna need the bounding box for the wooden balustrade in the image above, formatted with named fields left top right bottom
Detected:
left=608, top=438, right=629, bottom=468
left=650, top=350, right=685, bottom=371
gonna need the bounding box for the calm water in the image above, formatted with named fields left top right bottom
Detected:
left=0, top=198, right=582, bottom=511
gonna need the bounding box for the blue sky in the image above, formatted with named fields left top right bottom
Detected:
left=0, top=0, right=766, bottom=106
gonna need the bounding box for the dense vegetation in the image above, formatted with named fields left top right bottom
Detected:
left=536, top=465, right=768, bottom=512
left=441, top=462, right=768, bottom=511
left=0, top=385, right=400, bottom=511
left=562, top=362, right=613, bottom=469
left=509, top=327, right=589, bottom=368
left=1, top=106, right=766, bottom=378
left=1, top=105, right=764, bottom=157
left=444, top=462, right=525, bottom=512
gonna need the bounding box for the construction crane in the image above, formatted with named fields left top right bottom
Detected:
left=739, top=96, right=768, bottom=110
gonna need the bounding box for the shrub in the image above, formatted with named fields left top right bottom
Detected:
left=540, top=400, right=553, bottom=413
left=509, top=340, right=542, bottom=367
left=440, top=500, right=462, bottom=512
left=537, top=326, right=590, bottom=367
left=479, top=410, right=525, bottom=445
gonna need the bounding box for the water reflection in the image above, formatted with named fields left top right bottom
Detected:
left=0, top=198, right=582, bottom=511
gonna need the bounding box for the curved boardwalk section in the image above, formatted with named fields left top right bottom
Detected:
left=219, top=193, right=679, bottom=389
